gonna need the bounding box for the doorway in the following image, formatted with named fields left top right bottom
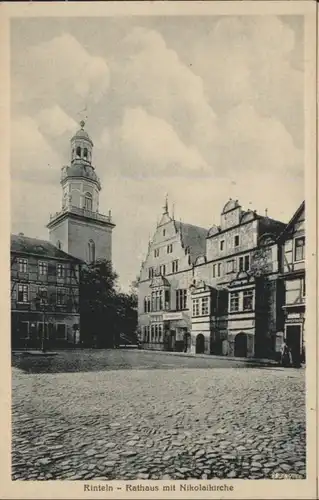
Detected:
left=286, top=324, right=302, bottom=367
left=196, top=334, right=205, bottom=354
left=234, top=332, right=248, bottom=357
left=168, top=330, right=176, bottom=351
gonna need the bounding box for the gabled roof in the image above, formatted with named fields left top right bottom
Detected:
left=277, top=201, right=305, bottom=242
left=11, top=234, right=82, bottom=262
left=174, top=221, right=208, bottom=264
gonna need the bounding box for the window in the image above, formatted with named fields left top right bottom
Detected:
left=18, top=259, right=28, bottom=273
left=144, top=297, right=151, bottom=313
left=56, top=323, right=67, bottom=340
left=213, top=264, right=216, bottom=278
left=239, top=254, right=250, bottom=272
left=201, top=296, right=209, bottom=315
left=243, top=289, right=254, bottom=311
left=83, top=148, right=88, bottom=159
left=163, top=229, right=166, bottom=236
left=294, top=237, right=305, bottom=261
left=167, top=244, right=173, bottom=254
left=192, top=298, right=200, bottom=317
left=160, top=264, right=166, bottom=276
left=76, top=146, right=81, bottom=157
left=217, top=263, right=222, bottom=277
left=151, top=290, right=163, bottom=312
left=164, top=289, right=170, bottom=310
left=220, top=240, right=225, bottom=251
left=38, top=286, right=48, bottom=301
left=19, top=321, right=29, bottom=340
left=88, top=240, right=95, bottom=263
left=172, top=260, right=178, bottom=273
left=185, top=247, right=190, bottom=255
left=234, top=235, right=240, bottom=247
left=148, top=267, right=154, bottom=280
left=57, top=240, right=62, bottom=250
left=227, top=260, right=235, bottom=274
left=56, top=288, right=66, bottom=306
left=302, top=277, right=306, bottom=297
left=154, top=248, right=160, bottom=258
left=176, top=289, right=187, bottom=311
left=84, top=192, right=93, bottom=211
left=57, top=264, right=65, bottom=278
left=38, top=261, right=48, bottom=276
left=230, top=292, right=239, bottom=312
left=158, top=324, right=163, bottom=342
left=17, top=284, right=29, bottom=303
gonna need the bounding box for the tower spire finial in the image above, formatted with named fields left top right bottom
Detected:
left=80, top=120, right=85, bottom=129
left=163, top=193, right=168, bottom=214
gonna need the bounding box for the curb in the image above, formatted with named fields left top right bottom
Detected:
left=139, top=348, right=279, bottom=365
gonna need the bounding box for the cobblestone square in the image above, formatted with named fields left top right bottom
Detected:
left=12, top=349, right=306, bottom=480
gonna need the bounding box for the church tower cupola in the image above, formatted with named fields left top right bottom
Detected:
left=71, top=120, right=94, bottom=165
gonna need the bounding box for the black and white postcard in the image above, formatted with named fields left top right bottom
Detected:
left=0, top=1, right=317, bottom=499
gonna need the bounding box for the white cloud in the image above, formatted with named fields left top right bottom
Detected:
left=14, top=34, right=110, bottom=108
left=36, top=105, right=78, bottom=137
left=117, top=107, right=210, bottom=177
left=11, top=115, right=62, bottom=184
left=111, top=27, right=217, bottom=146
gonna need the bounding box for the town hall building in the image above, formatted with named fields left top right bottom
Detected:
left=137, top=198, right=304, bottom=360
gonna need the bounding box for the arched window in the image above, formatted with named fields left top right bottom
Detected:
left=88, top=240, right=95, bottom=263
left=84, top=192, right=93, bottom=211
left=76, top=146, right=81, bottom=157
left=83, top=148, right=88, bottom=159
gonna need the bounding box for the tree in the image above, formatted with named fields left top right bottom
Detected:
left=79, top=259, right=138, bottom=348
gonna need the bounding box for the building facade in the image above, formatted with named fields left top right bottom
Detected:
left=11, top=234, right=81, bottom=350
left=47, top=121, right=115, bottom=264
left=137, top=199, right=294, bottom=359
left=278, top=201, right=305, bottom=363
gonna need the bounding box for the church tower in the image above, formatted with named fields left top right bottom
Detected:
left=47, top=121, right=115, bottom=264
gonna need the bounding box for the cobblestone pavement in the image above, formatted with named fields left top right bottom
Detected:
left=12, top=350, right=306, bottom=480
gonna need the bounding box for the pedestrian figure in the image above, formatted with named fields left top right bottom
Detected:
left=280, top=339, right=292, bottom=367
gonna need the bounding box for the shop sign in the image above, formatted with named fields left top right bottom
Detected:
left=163, top=312, right=183, bottom=321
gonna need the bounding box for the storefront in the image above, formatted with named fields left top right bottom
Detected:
left=162, top=311, right=191, bottom=352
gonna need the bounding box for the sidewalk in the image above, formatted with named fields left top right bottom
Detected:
left=140, top=348, right=280, bottom=366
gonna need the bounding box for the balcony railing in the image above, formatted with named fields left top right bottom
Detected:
left=49, top=206, right=113, bottom=224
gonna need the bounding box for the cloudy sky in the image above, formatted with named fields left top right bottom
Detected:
left=11, top=15, right=304, bottom=290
